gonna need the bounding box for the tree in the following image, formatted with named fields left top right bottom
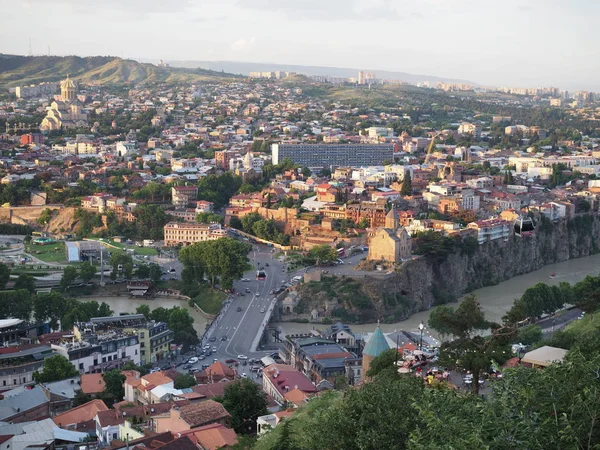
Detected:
left=428, top=295, right=514, bottom=394
left=73, top=390, right=93, bottom=407
left=365, top=348, right=401, bottom=380
left=61, top=265, right=79, bottom=290
left=149, top=263, right=162, bottom=284
left=400, top=171, right=412, bottom=196
left=136, top=304, right=151, bottom=319
left=136, top=263, right=150, bottom=279
left=516, top=324, right=543, bottom=345
left=79, top=262, right=97, bottom=283
left=0, top=263, right=10, bottom=289
left=174, top=374, right=197, bottom=389
left=179, top=238, right=250, bottom=290
left=221, top=378, right=268, bottom=434
left=102, top=369, right=126, bottom=404
left=168, top=307, right=198, bottom=350
left=0, top=290, right=33, bottom=320
left=307, top=245, right=338, bottom=265
left=33, top=355, right=78, bottom=383
left=110, top=252, right=134, bottom=279
left=14, top=274, right=36, bottom=294
left=196, top=212, right=224, bottom=225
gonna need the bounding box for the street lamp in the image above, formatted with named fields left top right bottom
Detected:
left=418, top=322, right=425, bottom=351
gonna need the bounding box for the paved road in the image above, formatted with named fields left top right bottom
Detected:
left=178, top=243, right=290, bottom=378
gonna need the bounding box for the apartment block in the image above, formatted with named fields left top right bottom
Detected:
left=272, top=143, right=394, bottom=169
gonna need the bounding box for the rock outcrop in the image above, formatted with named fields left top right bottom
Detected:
left=289, top=214, right=600, bottom=324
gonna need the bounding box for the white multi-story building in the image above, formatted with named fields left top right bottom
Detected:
left=52, top=325, right=140, bottom=374
left=457, top=123, right=482, bottom=140
left=467, top=219, right=511, bottom=244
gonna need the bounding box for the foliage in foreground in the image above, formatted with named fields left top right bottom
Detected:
left=255, top=351, right=600, bottom=450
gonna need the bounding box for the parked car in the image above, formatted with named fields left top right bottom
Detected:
left=237, top=306, right=243, bottom=312
left=260, top=308, right=266, bottom=313
left=237, top=354, right=248, bottom=360
left=221, top=336, right=227, bottom=341
left=187, top=357, right=199, bottom=364
left=225, top=358, right=237, bottom=364
left=241, top=373, right=248, bottom=378
left=209, top=336, right=216, bottom=342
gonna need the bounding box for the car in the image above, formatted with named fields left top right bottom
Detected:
left=256, top=292, right=260, bottom=296
left=149, top=367, right=161, bottom=373
left=198, top=355, right=206, bottom=360
left=237, top=354, right=248, bottom=360
left=221, top=336, right=227, bottom=341
left=209, top=337, right=216, bottom=342
left=241, top=278, right=250, bottom=282
left=240, top=292, right=245, bottom=296
left=202, top=364, right=210, bottom=369
left=260, top=308, right=266, bottom=313
left=183, top=364, right=192, bottom=370
left=265, top=263, right=269, bottom=267
left=241, top=373, right=248, bottom=378
left=245, top=288, right=251, bottom=293
left=212, top=347, right=217, bottom=352
left=187, top=357, right=198, bottom=364
left=280, top=279, right=286, bottom=284
left=225, top=358, right=237, bottom=364
left=250, top=366, right=261, bottom=372
left=203, top=344, right=210, bottom=349
left=237, top=306, right=243, bottom=312
left=270, top=290, right=275, bottom=295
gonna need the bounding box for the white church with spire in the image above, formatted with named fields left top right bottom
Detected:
left=40, top=75, right=88, bottom=131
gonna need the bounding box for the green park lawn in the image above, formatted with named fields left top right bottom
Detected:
left=191, top=285, right=228, bottom=315
left=28, top=242, right=68, bottom=264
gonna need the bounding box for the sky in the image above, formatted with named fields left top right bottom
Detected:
left=0, top=0, right=598, bottom=91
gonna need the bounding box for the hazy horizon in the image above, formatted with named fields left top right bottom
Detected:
left=1, top=0, right=598, bottom=91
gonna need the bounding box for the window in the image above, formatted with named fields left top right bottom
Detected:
left=13, top=379, right=16, bottom=385
left=22, top=377, right=25, bottom=383
left=135, top=349, right=138, bottom=355
left=2, top=380, right=5, bottom=386
left=102, top=357, right=106, bottom=363
left=113, top=433, right=118, bottom=440
left=79, top=363, right=84, bottom=370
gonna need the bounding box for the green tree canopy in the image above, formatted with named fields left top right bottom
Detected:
left=221, top=378, right=269, bottom=434
left=307, top=245, right=338, bottom=265
left=174, top=374, right=197, bottom=389
left=33, top=355, right=78, bottom=383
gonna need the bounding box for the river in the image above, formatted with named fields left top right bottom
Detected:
left=80, top=252, right=600, bottom=341
left=274, top=252, right=600, bottom=337
left=80, top=296, right=209, bottom=335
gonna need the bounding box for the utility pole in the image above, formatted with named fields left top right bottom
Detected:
left=100, top=248, right=105, bottom=287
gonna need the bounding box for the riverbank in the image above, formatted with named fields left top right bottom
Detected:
left=276, top=250, right=600, bottom=336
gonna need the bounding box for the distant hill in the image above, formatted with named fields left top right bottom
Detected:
left=0, top=54, right=241, bottom=88
left=166, top=60, right=478, bottom=86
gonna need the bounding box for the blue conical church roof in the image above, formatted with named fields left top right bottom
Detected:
left=363, top=324, right=390, bottom=357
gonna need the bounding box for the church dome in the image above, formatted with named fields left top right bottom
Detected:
left=61, top=75, right=75, bottom=89
left=363, top=324, right=390, bottom=357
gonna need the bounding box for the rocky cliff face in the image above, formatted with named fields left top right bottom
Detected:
left=290, top=214, right=600, bottom=324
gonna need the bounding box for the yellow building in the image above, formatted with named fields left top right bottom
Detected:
left=367, top=207, right=412, bottom=263
left=163, top=222, right=227, bottom=246
left=40, top=76, right=88, bottom=131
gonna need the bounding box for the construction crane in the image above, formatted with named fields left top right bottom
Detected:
left=424, top=132, right=442, bottom=165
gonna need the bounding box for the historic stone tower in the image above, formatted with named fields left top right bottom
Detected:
left=361, top=323, right=390, bottom=382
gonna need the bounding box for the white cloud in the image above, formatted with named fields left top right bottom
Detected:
left=231, top=37, right=256, bottom=51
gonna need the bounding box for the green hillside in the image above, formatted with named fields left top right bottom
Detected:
left=0, top=54, right=240, bottom=88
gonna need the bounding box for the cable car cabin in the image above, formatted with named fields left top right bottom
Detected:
left=514, top=216, right=535, bottom=237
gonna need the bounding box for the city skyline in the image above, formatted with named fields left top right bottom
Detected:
left=0, top=0, right=598, bottom=91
